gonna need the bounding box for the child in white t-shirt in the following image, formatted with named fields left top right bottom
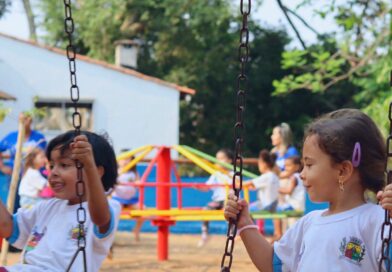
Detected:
left=245, top=149, right=279, bottom=212
left=112, top=150, right=143, bottom=243
left=18, top=148, right=48, bottom=209
left=0, top=130, right=121, bottom=272
left=277, top=156, right=305, bottom=212
left=197, top=148, right=232, bottom=247
left=224, top=109, right=392, bottom=271
left=273, top=156, right=305, bottom=240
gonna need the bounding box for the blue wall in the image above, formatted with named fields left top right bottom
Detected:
left=0, top=166, right=329, bottom=235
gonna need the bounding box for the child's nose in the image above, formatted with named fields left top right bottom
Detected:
left=300, top=169, right=305, bottom=180
left=49, top=167, right=58, bottom=177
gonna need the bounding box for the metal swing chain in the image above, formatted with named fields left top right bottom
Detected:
left=220, top=1, right=251, bottom=271
left=63, top=0, right=88, bottom=271
left=379, top=71, right=392, bottom=272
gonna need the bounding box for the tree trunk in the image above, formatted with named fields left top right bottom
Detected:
left=22, top=0, right=37, bottom=41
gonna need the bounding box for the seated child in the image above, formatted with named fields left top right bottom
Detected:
left=197, top=148, right=233, bottom=247
left=18, top=148, right=48, bottom=209
left=0, top=131, right=121, bottom=272
left=112, top=150, right=143, bottom=242
left=245, top=149, right=280, bottom=212
left=273, top=156, right=305, bottom=240
left=277, top=156, right=305, bottom=212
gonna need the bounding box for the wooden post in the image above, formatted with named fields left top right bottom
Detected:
left=0, top=116, right=26, bottom=265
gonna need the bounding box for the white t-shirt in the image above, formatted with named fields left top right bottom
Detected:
left=18, top=168, right=47, bottom=198
left=251, top=171, right=279, bottom=209
left=285, top=173, right=305, bottom=211
left=206, top=172, right=231, bottom=202
left=6, top=198, right=121, bottom=272
left=112, top=171, right=137, bottom=200
left=274, top=203, right=387, bottom=271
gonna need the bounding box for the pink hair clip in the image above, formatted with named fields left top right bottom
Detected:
left=351, top=142, right=361, bottom=167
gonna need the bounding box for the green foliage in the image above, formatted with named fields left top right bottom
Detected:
left=0, top=0, right=10, bottom=19
left=0, top=103, right=11, bottom=123
left=273, top=0, right=391, bottom=135
left=36, top=0, right=367, bottom=156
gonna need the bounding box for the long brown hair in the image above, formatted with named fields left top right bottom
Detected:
left=23, top=148, right=44, bottom=175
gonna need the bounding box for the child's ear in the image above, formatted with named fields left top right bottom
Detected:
left=339, top=160, right=354, bottom=182
left=97, top=165, right=105, bottom=178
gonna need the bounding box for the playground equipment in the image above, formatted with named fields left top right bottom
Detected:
left=116, top=145, right=303, bottom=261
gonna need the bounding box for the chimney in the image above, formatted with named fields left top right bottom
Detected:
left=114, top=39, right=140, bottom=69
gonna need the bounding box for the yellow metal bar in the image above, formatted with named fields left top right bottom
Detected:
left=173, top=145, right=217, bottom=175
left=122, top=146, right=154, bottom=173
left=127, top=209, right=223, bottom=217
left=243, top=186, right=250, bottom=203
left=117, top=145, right=153, bottom=161
left=173, top=215, right=225, bottom=221
left=119, top=210, right=303, bottom=221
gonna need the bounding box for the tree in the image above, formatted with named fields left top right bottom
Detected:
left=37, top=0, right=359, bottom=155
left=22, top=0, right=37, bottom=41
left=273, top=0, right=391, bottom=134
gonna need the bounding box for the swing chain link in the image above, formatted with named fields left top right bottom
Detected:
left=220, top=1, right=251, bottom=271
left=63, top=0, right=87, bottom=271
left=379, top=71, right=392, bottom=272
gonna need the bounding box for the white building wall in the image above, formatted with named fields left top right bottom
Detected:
left=0, top=35, right=180, bottom=154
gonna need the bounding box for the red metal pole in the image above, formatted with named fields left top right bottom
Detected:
left=171, top=161, right=183, bottom=209
left=139, top=147, right=163, bottom=209
left=152, top=147, right=174, bottom=261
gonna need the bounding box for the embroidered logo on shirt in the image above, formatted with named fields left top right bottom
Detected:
left=339, top=236, right=366, bottom=265
left=25, top=227, right=46, bottom=252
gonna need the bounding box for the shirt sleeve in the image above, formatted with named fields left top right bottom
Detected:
left=273, top=213, right=309, bottom=271
left=38, top=136, right=47, bottom=150
left=92, top=199, right=121, bottom=254
left=205, top=173, right=217, bottom=185
left=0, top=133, right=12, bottom=152
left=7, top=203, right=42, bottom=249
left=252, top=175, right=268, bottom=189
left=286, top=146, right=299, bottom=157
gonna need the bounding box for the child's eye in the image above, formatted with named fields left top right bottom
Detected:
left=49, top=164, right=54, bottom=170
left=61, top=163, right=71, bottom=168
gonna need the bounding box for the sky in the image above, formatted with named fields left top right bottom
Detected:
left=0, top=0, right=336, bottom=49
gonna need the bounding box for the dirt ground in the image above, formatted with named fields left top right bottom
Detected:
left=4, top=232, right=258, bottom=272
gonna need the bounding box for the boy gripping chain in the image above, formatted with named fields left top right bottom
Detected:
left=224, top=109, right=392, bottom=271
left=0, top=131, right=121, bottom=272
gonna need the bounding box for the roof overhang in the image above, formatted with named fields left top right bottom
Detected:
left=0, top=90, right=16, bottom=101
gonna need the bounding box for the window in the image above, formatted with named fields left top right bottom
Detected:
left=34, top=99, right=93, bottom=132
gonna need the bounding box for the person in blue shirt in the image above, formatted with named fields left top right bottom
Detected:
left=270, top=123, right=300, bottom=241
left=0, top=113, right=47, bottom=216
left=0, top=113, right=47, bottom=175
left=270, top=123, right=299, bottom=175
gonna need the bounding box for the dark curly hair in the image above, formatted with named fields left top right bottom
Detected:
left=46, top=130, right=118, bottom=191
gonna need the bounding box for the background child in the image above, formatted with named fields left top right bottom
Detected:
left=245, top=149, right=279, bottom=213
left=270, top=122, right=299, bottom=176
left=18, top=147, right=48, bottom=209
left=197, top=148, right=233, bottom=247
left=277, top=156, right=305, bottom=212
left=112, top=149, right=143, bottom=242
left=112, top=149, right=140, bottom=207
left=224, top=109, right=392, bottom=271
left=0, top=130, right=121, bottom=272
left=273, top=156, right=304, bottom=240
